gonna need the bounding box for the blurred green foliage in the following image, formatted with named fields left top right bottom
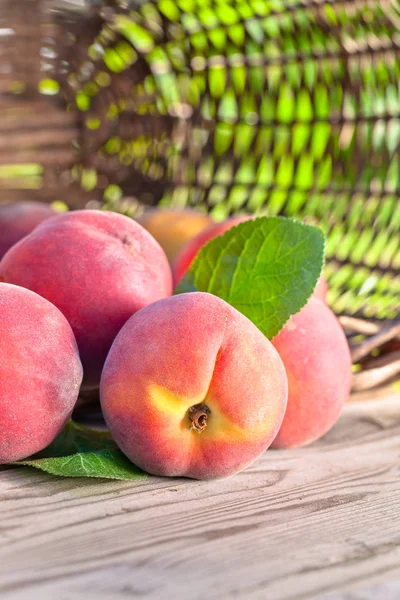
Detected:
left=61, top=0, right=400, bottom=319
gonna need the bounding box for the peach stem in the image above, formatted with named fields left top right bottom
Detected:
left=188, top=403, right=211, bottom=433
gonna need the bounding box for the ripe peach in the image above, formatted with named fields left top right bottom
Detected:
left=100, top=292, right=288, bottom=479
left=313, top=274, right=328, bottom=302
left=271, top=297, right=352, bottom=448
left=138, top=208, right=214, bottom=264
left=0, top=283, right=83, bottom=463
left=173, top=216, right=249, bottom=286
left=0, top=201, right=57, bottom=259
left=0, top=210, right=173, bottom=389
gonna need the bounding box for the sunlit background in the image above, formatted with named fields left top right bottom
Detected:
left=0, top=0, right=399, bottom=321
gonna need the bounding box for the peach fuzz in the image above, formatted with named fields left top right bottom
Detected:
left=0, top=201, right=58, bottom=259
left=100, top=292, right=288, bottom=480
left=313, top=274, right=328, bottom=302
left=0, top=210, right=173, bottom=389
left=0, top=283, right=83, bottom=463
left=138, top=208, right=214, bottom=264
left=271, top=297, right=352, bottom=449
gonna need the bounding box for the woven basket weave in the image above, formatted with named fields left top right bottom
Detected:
left=0, top=0, right=399, bottom=394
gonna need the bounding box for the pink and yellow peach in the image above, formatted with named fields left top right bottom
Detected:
left=100, top=292, right=288, bottom=479
left=139, top=208, right=214, bottom=264
left=173, top=216, right=249, bottom=286
left=0, top=210, right=173, bottom=389
left=0, top=283, right=83, bottom=463
left=313, top=274, right=328, bottom=302
left=272, top=297, right=352, bottom=448
left=0, top=201, right=58, bottom=259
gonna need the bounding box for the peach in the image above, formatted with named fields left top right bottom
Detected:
left=138, top=208, right=214, bottom=264
left=313, top=274, right=328, bottom=302
left=0, top=283, right=83, bottom=463
left=271, top=297, right=352, bottom=448
left=0, top=210, right=173, bottom=389
left=173, top=216, right=250, bottom=286
left=0, top=201, right=58, bottom=259
left=100, top=292, right=288, bottom=479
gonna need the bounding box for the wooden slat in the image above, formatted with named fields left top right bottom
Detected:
left=0, top=392, right=400, bottom=600
left=0, top=97, right=63, bottom=111
left=0, top=187, right=100, bottom=208
left=0, top=107, right=77, bottom=135
left=0, top=179, right=42, bottom=190
left=0, top=149, right=76, bottom=166
left=0, top=80, right=25, bottom=93
left=0, top=128, right=78, bottom=151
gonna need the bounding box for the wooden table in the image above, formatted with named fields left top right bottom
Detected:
left=1, top=392, right=400, bottom=600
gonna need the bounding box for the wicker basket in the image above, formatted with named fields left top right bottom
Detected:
left=1, top=0, right=399, bottom=396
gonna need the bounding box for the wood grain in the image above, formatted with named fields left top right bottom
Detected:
left=1, top=391, right=400, bottom=600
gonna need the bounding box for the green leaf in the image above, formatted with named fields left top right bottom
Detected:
left=176, top=217, right=325, bottom=339
left=33, top=421, right=117, bottom=457
left=14, top=421, right=148, bottom=481
left=17, top=450, right=146, bottom=481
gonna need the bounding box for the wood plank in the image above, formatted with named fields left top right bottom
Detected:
left=0, top=112, right=77, bottom=133
left=0, top=187, right=99, bottom=207
left=0, top=179, right=42, bottom=190
left=0, top=98, right=64, bottom=112
left=1, top=392, right=400, bottom=600
left=0, top=187, right=97, bottom=207
left=0, top=128, right=77, bottom=150
left=0, top=149, right=76, bottom=166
